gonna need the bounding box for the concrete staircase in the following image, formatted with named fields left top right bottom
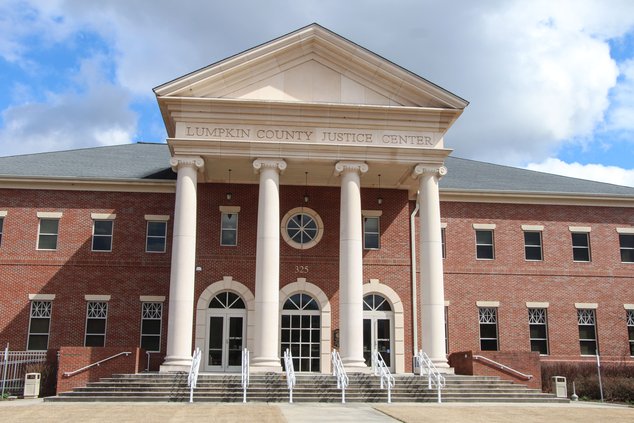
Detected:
left=45, top=373, right=568, bottom=403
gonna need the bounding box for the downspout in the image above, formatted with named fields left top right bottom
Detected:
left=410, top=195, right=420, bottom=357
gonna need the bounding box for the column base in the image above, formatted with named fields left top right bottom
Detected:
left=250, top=357, right=283, bottom=373
left=160, top=355, right=193, bottom=373
left=341, top=357, right=368, bottom=370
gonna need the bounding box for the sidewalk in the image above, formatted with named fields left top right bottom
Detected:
left=0, top=399, right=632, bottom=422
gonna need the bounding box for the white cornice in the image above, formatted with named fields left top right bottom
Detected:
left=0, top=177, right=176, bottom=193
left=438, top=189, right=634, bottom=208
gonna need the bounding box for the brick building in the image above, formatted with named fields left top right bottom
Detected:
left=1, top=24, right=633, bottom=378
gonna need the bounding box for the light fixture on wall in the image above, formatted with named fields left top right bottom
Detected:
left=377, top=174, right=383, bottom=205
left=226, top=169, right=233, bottom=201
left=303, top=171, right=309, bottom=203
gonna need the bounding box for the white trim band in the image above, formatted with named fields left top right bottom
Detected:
left=569, top=226, right=591, bottom=233
left=362, top=210, right=383, bottom=217
left=476, top=301, right=500, bottom=307
left=473, top=223, right=496, bottom=230
left=145, top=214, right=170, bottom=221
left=91, top=213, right=116, bottom=220
left=140, top=295, right=166, bottom=302
left=0, top=211, right=7, bottom=217
left=219, top=206, right=241, bottom=213
left=37, top=211, right=62, bottom=219
left=616, top=227, right=634, bottom=234
left=441, top=222, right=447, bottom=228
left=521, top=225, right=544, bottom=231
left=85, top=295, right=111, bottom=301
left=526, top=302, right=549, bottom=308
left=29, top=294, right=56, bottom=301
left=624, top=304, right=634, bottom=310
left=575, top=303, right=598, bottom=309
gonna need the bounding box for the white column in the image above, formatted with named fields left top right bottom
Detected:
left=251, top=158, right=286, bottom=371
left=413, top=164, right=449, bottom=369
left=161, top=156, right=204, bottom=372
left=335, top=161, right=368, bottom=369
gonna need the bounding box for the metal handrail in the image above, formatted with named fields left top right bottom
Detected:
left=241, top=348, right=250, bottom=403
left=188, top=348, right=202, bottom=403
left=372, top=350, right=395, bottom=403
left=472, top=355, right=533, bottom=380
left=331, top=349, right=349, bottom=403
left=63, top=351, right=131, bottom=377
left=283, top=348, right=296, bottom=403
left=415, top=350, right=445, bottom=403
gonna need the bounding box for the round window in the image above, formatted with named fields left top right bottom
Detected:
left=281, top=207, right=323, bottom=249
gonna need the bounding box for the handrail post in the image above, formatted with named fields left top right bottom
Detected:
left=188, top=348, right=201, bottom=403
left=331, top=349, right=348, bottom=404
left=416, top=350, right=444, bottom=404
left=242, top=348, right=249, bottom=403
left=283, top=348, right=295, bottom=404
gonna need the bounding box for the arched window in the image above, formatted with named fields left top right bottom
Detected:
left=209, top=291, right=245, bottom=309
left=281, top=293, right=320, bottom=372
left=363, top=294, right=393, bottom=369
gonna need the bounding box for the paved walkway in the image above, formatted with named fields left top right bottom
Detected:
left=0, top=399, right=632, bottom=422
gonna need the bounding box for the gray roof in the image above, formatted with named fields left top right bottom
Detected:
left=1, top=143, right=633, bottom=197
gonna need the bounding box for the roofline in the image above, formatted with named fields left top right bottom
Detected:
left=440, top=189, right=634, bottom=207
left=0, top=176, right=176, bottom=193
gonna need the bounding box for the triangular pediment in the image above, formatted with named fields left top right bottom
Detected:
left=155, top=24, right=468, bottom=109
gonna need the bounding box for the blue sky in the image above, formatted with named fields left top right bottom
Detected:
left=1, top=0, right=634, bottom=186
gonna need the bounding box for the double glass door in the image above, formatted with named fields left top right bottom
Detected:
left=207, top=312, right=245, bottom=372
left=363, top=317, right=392, bottom=370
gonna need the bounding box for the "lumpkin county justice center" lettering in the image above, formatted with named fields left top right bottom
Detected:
left=183, top=125, right=436, bottom=147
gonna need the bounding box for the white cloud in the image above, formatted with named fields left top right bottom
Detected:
left=526, top=158, right=634, bottom=187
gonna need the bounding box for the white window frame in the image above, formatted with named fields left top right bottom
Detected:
left=478, top=306, right=498, bottom=351
left=523, top=231, right=543, bottom=261
left=363, top=216, right=380, bottom=250
left=85, top=301, right=108, bottom=347
left=577, top=308, right=598, bottom=356
left=528, top=308, right=549, bottom=355
left=92, top=220, right=114, bottom=252
left=571, top=231, right=592, bottom=262
left=220, top=206, right=240, bottom=247
left=281, top=207, right=324, bottom=250
left=617, top=229, right=634, bottom=263
left=0, top=211, right=5, bottom=248
left=441, top=226, right=446, bottom=259
left=140, top=302, right=163, bottom=352
left=475, top=229, right=495, bottom=260
left=145, top=221, right=168, bottom=253
left=626, top=309, right=634, bottom=357
left=37, top=218, right=60, bottom=251
left=27, top=300, right=52, bottom=351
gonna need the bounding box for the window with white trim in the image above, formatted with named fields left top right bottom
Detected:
left=620, top=234, right=634, bottom=263
left=528, top=308, right=549, bottom=355
left=475, top=230, right=494, bottom=260
left=524, top=231, right=543, bottom=261
left=220, top=213, right=238, bottom=246
left=444, top=305, right=449, bottom=354
left=627, top=310, right=634, bottom=356
left=37, top=219, right=59, bottom=250
left=479, top=307, right=498, bottom=350
left=281, top=293, right=320, bottom=372
left=281, top=208, right=323, bottom=250
left=578, top=309, right=598, bottom=355
left=0, top=216, right=4, bottom=248
left=27, top=301, right=52, bottom=350
left=572, top=232, right=591, bottom=262
left=85, top=301, right=108, bottom=347
left=146, top=221, right=167, bottom=253
left=363, top=216, right=380, bottom=250
left=92, top=220, right=113, bottom=251
left=441, top=227, right=446, bottom=259
left=140, top=302, right=163, bottom=352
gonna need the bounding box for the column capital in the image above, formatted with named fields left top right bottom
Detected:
left=411, top=164, right=447, bottom=179
left=170, top=156, right=204, bottom=172
left=334, top=161, right=368, bottom=176
left=253, top=158, right=287, bottom=173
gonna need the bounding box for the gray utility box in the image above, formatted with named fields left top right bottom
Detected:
left=23, top=373, right=41, bottom=399
left=551, top=376, right=567, bottom=398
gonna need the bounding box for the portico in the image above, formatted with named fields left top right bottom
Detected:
left=155, top=24, right=467, bottom=373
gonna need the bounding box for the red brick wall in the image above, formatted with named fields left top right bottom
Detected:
left=2, top=187, right=634, bottom=377
left=56, top=347, right=144, bottom=393
left=449, top=350, right=542, bottom=389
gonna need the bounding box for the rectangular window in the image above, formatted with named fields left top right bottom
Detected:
left=363, top=217, right=380, bottom=250
left=528, top=308, right=549, bottom=355
left=37, top=219, right=59, bottom=250
left=85, top=301, right=108, bottom=347
left=140, top=302, right=163, bottom=352
left=479, top=307, right=498, bottom=350
left=92, top=220, right=113, bottom=251
left=444, top=306, right=449, bottom=354
left=524, top=231, right=543, bottom=261
left=146, top=221, right=167, bottom=253
left=627, top=310, right=634, bottom=357
left=475, top=230, right=494, bottom=259
left=441, top=227, right=446, bottom=259
left=0, top=216, right=4, bottom=247
left=620, top=234, right=634, bottom=263
left=572, top=232, right=591, bottom=262
left=27, top=301, right=52, bottom=350
left=220, top=212, right=238, bottom=246
left=578, top=309, right=598, bottom=355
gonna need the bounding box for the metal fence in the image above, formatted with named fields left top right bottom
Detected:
left=1, top=345, right=48, bottom=397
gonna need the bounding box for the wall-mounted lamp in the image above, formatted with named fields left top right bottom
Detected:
left=195, top=266, right=203, bottom=272
left=226, top=169, right=233, bottom=201
left=303, top=171, right=309, bottom=203
left=377, top=174, right=383, bottom=205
